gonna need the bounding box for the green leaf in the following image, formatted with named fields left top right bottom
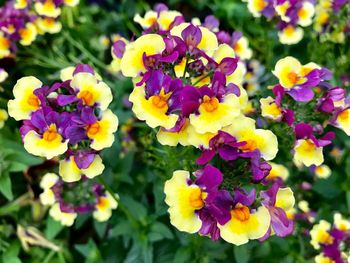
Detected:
left=149, top=222, right=173, bottom=242
left=93, top=220, right=108, bottom=239
left=234, top=245, right=250, bottom=263
left=75, top=239, right=102, bottom=263
left=45, top=217, right=64, bottom=240
left=0, top=172, right=13, bottom=201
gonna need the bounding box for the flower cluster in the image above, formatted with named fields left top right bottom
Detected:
left=119, top=4, right=298, bottom=245
left=310, top=213, right=350, bottom=262
left=0, top=0, right=79, bottom=59
left=243, top=0, right=316, bottom=44
left=39, top=173, right=118, bottom=226
left=164, top=165, right=295, bottom=245
left=314, top=0, right=350, bottom=42
left=7, top=64, right=118, bottom=182
left=260, top=56, right=350, bottom=168
left=120, top=4, right=252, bottom=149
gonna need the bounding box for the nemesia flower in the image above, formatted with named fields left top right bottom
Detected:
left=218, top=189, right=271, bottom=245
left=93, top=192, right=119, bottom=222
left=0, top=109, right=8, bottom=129
left=8, top=76, right=43, bottom=121
left=39, top=174, right=118, bottom=226
left=39, top=172, right=59, bottom=206
left=278, top=25, right=304, bottom=44
left=34, top=0, right=61, bottom=18
left=293, top=123, right=334, bottom=167
left=19, top=22, right=37, bottom=46
left=9, top=64, right=118, bottom=183
left=312, top=164, right=331, bottom=179
left=310, top=213, right=350, bottom=262
left=260, top=183, right=295, bottom=239
left=0, top=68, right=8, bottom=82
left=109, top=35, right=128, bottom=73
left=265, top=162, right=289, bottom=182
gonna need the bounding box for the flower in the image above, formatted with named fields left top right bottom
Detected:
left=59, top=154, right=105, bottom=182
left=39, top=173, right=59, bottom=206
left=93, top=192, right=119, bottom=222
left=310, top=220, right=333, bottom=249
left=8, top=76, right=42, bottom=121
left=0, top=109, right=8, bottom=129
left=218, top=189, right=271, bottom=245
left=49, top=203, right=77, bottom=226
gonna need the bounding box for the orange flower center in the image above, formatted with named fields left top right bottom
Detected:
left=146, top=17, right=157, bottom=26
left=27, top=94, right=40, bottom=108
left=78, top=90, right=94, bottom=106
left=302, top=139, right=316, bottom=152
left=189, top=187, right=205, bottom=209
left=297, top=8, right=307, bottom=19
left=338, top=110, right=349, bottom=121
left=234, top=42, right=242, bottom=53
left=96, top=197, right=109, bottom=210
left=287, top=71, right=299, bottom=85
left=150, top=88, right=172, bottom=109
left=318, top=231, right=333, bottom=245
left=0, top=36, right=10, bottom=49
left=19, top=28, right=30, bottom=40
left=87, top=122, right=100, bottom=137
left=239, top=139, right=257, bottom=152
left=43, top=124, right=58, bottom=142
left=43, top=0, right=56, bottom=11
left=231, top=203, right=250, bottom=222
left=201, top=95, right=219, bottom=112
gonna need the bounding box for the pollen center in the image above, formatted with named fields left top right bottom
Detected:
left=43, top=124, right=58, bottom=142
left=202, top=95, right=219, bottom=112
left=231, top=204, right=250, bottom=222
left=87, top=122, right=100, bottom=137
left=27, top=94, right=40, bottom=108
left=78, top=90, right=94, bottom=106
left=0, top=36, right=10, bottom=49
left=150, top=88, right=171, bottom=109
left=189, top=187, right=205, bottom=209
left=96, top=197, right=109, bottom=210
left=338, top=110, right=349, bottom=121
left=287, top=71, right=299, bottom=84
left=239, top=139, right=257, bottom=152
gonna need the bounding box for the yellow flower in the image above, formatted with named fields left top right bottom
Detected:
left=276, top=2, right=291, bottom=22
left=23, top=124, right=68, bottom=159
left=157, top=10, right=182, bottom=31
left=93, top=192, right=118, bottom=222
left=70, top=72, right=112, bottom=110
left=63, top=0, right=79, bottom=7
left=266, top=162, right=289, bottom=181
left=36, top=18, right=62, bottom=34
left=35, top=0, right=61, bottom=18
left=19, top=23, right=37, bottom=46
left=133, top=10, right=158, bottom=29
left=310, top=220, right=333, bottom=249
left=189, top=94, right=241, bottom=134
left=335, top=109, right=350, bottom=135
left=297, top=2, right=315, bottom=27
left=120, top=34, right=165, bottom=77
left=224, top=117, right=278, bottom=161
left=14, top=0, right=28, bottom=9
left=129, top=86, right=178, bottom=129
left=334, top=213, right=350, bottom=231
left=314, top=164, right=331, bottom=179
left=278, top=26, right=303, bottom=45
left=156, top=119, right=191, bottom=147
left=275, top=188, right=295, bottom=211
left=8, top=76, right=42, bottom=121
left=39, top=173, right=59, bottom=206
left=233, top=36, right=252, bottom=60
left=170, top=23, right=218, bottom=54
left=247, top=0, right=268, bottom=17
left=260, top=96, right=282, bottom=120
left=218, top=204, right=270, bottom=245
left=272, top=56, right=308, bottom=90
left=49, top=203, right=77, bottom=226
left=0, top=109, right=8, bottom=129
left=59, top=155, right=105, bottom=182
left=187, top=124, right=217, bottom=148
left=0, top=32, right=11, bottom=58
left=298, top=200, right=310, bottom=213
left=164, top=170, right=203, bottom=233
left=294, top=139, right=323, bottom=167
left=86, top=109, right=119, bottom=151
left=315, top=254, right=335, bottom=263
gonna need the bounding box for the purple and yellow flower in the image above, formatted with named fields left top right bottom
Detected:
left=39, top=172, right=59, bottom=206
left=8, top=76, right=42, bottom=121
left=49, top=203, right=77, bottom=226
left=93, top=192, right=119, bottom=222
left=34, top=0, right=61, bottom=18
left=21, top=109, right=69, bottom=159
left=218, top=189, right=271, bottom=245
left=59, top=154, right=105, bottom=182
